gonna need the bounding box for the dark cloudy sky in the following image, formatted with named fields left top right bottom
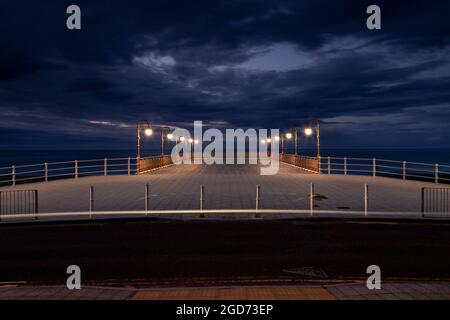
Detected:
left=1, top=0, right=450, bottom=150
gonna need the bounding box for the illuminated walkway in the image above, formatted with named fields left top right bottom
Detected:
left=0, top=162, right=439, bottom=217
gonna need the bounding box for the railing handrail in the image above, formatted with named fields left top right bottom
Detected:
left=0, top=156, right=150, bottom=187
left=320, top=155, right=450, bottom=184
left=2, top=153, right=450, bottom=187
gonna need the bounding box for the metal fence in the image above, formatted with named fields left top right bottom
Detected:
left=320, top=156, right=450, bottom=184
left=138, top=155, right=173, bottom=173
left=0, top=156, right=175, bottom=187
left=280, top=154, right=320, bottom=173
left=422, top=187, right=450, bottom=217
left=0, top=189, right=38, bottom=219
left=2, top=154, right=450, bottom=187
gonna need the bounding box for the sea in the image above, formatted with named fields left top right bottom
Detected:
left=1, top=148, right=450, bottom=168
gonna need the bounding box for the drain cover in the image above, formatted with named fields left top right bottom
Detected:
left=283, top=267, right=328, bottom=278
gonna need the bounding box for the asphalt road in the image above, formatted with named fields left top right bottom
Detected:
left=1, top=218, right=450, bottom=286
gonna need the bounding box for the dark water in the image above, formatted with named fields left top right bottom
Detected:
left=1, top=148, right=450, bottom=168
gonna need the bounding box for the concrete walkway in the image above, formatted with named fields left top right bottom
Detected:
left=0, top=163, right=442, bottom=216
left=2, top=282, right=450, bottom=300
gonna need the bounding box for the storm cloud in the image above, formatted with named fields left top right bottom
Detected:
left=0, top=0, right=450, bottom=149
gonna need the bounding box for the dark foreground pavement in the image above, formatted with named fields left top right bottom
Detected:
left=1, top=218, right=450, bottom=287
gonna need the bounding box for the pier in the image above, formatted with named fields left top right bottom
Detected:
left=1, top=154, right=449, bottom=221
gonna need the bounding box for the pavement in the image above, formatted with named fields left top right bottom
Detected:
left=2, top=282, right=450, bottom=300
left=0, top=162, right=443, bottom=218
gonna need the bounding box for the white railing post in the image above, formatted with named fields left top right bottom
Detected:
left=435, top=164, right=439, bottom=184
left=344, top=157, right=347, bottom=175
left=89, top=186, right=94, bottom=219
left=75, top=160, right=78, bottom=179
left=104, top=158, right=107, bottom=176
left=44, top=162, right=48, bottom=182
left=310, top=182, right=314, bottom=217
left=12, top=166, right=15, bottom=187
left=364, top=184, right=369, bottom=216
left=145, top=183, right=149, bottom=216
left=328, top=156, right=331, bottom=175
left=200, top=184, right=205, bottom=218
left=127, top=157, right=131, bottom=176
left=255, top=184, right=260, bottom=218
left=403, top=161, right=406, bottom=180
left=373, top=158, right=376, bottom=177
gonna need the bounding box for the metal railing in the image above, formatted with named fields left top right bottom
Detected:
left=0, top=155, right=173, bottom=187
left=280, top=154, right=320, bottom=173
left=138, top=155, right=173, bottom=173
left=0, top=189, right=38, bottom=219
left=422, top=187, right=450, bottom=217
left=320, top=156, right=450, bottom=184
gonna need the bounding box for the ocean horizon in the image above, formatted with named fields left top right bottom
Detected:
left=1, top=147, right=450, bottom=168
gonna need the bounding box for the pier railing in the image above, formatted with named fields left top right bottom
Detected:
left=280, top=154, right=320, bottom=173
left=138, top=155, right=173, bottom=173
left=0, top=156, right=173, bottom=187
left=320, top=156, right=450, bottom=184
left=1, top=154, right=450, bottom=187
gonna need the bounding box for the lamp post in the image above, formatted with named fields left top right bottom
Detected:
left=161, top=127, right=172, bottom=156
left=304, top=119, right=321, bottom=159
left=137, top=120, right=153, bottom=173
left=284, top=132, right=293, bottom=154
left=261, top=136, right=278, bottom=156
left=188, top=138, right=199, bottom=160
left=294, top=128, right=298, bottom=155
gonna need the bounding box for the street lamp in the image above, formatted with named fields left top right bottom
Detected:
left=283, top=129, right=298, bottom=154
left=161, top=127, right=173, bottom=156
left=137, top=120, right=153, bottom=161
left=303, top=119, right=321, bottom=158
left=136, top=120, right=154, bottom=173
left=304, top=127, right=313, bottom=136
left=281, top=132, right=292, bottom=154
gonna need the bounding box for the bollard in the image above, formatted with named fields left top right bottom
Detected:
left=309, top=182, right=315, bottom=217
left=34, top=190, right=39, bottom=220
left=200, top=184, right=205, bottom=218
left=44, top=162, right=48, bottom=182
left=310, top=183, right=314, bottom=217
left=364, top=184, right=369, bottom=216
left=344, top=157, right=347, bottom=175
left=104, top=158, right=108, bottom=176
left=255, top=185, right=261, bottom=218
left=421, top=187, right=425, bottom=218
left=89, top=186, right=94, bottom=219
left=145, top=183, right=150, bottom=216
